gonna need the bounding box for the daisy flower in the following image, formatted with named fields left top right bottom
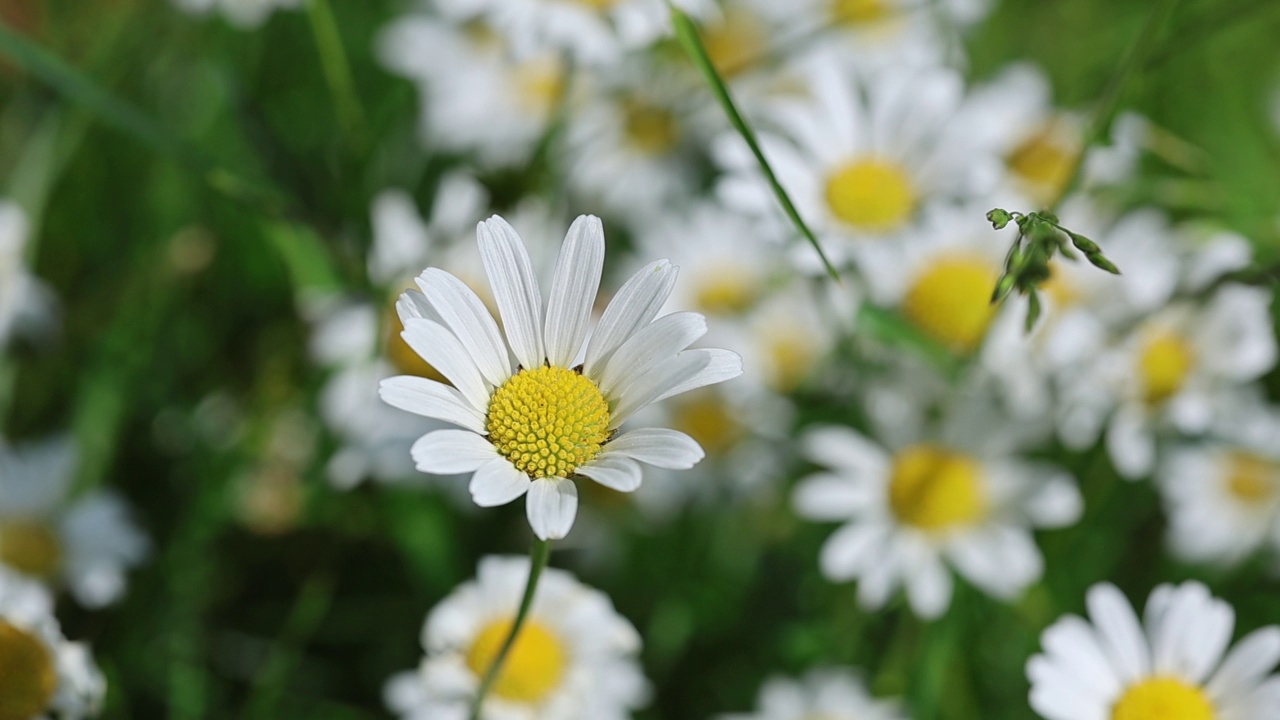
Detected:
left=719, top=667, right=906, bottom=720
left=1158, top=395, right=1280, bottom=567
left=0, top=569, right=106, bottom=719
left=170, top=0, right=301, bottom=28
left=1028, top=581, right=1280, bottom=720
left=792, top=389, right=1082, bottom=618
left=384, top=555, right=648, bottom=720
left=379, top=214, right=742, bottom=539
left=0, top=436, right=149, bottom=609
left=0, top=200, right=54, bottom=350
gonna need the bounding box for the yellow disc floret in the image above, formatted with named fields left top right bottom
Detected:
left=1009, top=125, right=1079, bottom=204
left=825, top=159, right=917, bottom=233
left=672, top=390, right=743, bottom=456
left=623, top=100, right=680, bottom=155
left=831, top=0, right=890, bottom=25
left=1138, top=331, right=1195, bottom=405
left=466, top=618, right=568, bottom=704
left=0, top=520, right=62, bottom=579
left=1111, top=677, right=1214, bottom=720
left=889, top=444, right=985, bottom=531
left=0, top=619, right=58, bottom=720
left=1225, top=452, right=1277, bottom=504
left=487, top=366, right=611, bottom=479
left=902, top=254, right=1000, bottom=353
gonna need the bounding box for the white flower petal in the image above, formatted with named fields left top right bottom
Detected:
left=1087, top=583, right=1151, bottom=683
left=599, top=312, right=707, bottom=397
left=544, top=215, right=605, bottom=368
left=477, top=216, right=544, bottom=370
left=652, top=348, right=743, bottom=404
left=1207, top=627, right=1280, bottom=702
left=410, top=430, right=497, bottom=474
left=577, top=455, right=643, bottom=492
left=1039, top=616, right=1124, bottom=702
left=401, top=319, right=492, bottom=410
left=415, top=268, right=512, bottom=387
left=608, top=351, right=709, bottom=429
left=526, top=477, right=579, bottom=540
left=818, top=523, right=888, bottom=581
left=379, top=376, right=487, bottom=433
left=470, top=458, right=532, bottom=507
left=905, top=552, right=953, bottom=620
left=584, top=259, right=678, bottom=379
left=793, top=473, right=873, bottom=520
left=599, top=428, right=704, bottom=469
left=801, top=425, right=890, bottom=477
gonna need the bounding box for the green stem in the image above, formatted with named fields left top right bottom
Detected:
left=667, top=4, right=841, bottom=283
left=244, top=573, right=337, bottom=719
left=1048, top=0, right=1180, bottom=213
left=306, top=0, right=368, bottom=149
left=469, top=539, right=553, bottom=720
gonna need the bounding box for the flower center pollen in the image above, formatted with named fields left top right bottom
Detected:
left=1009, top=124, right=1079, bottom=204
left=0, top=619, right=58, bottom=720
left=1111, top=677, right=1214, bottom=720
left=466, top=618, right=567, bottom=704
left=902, top=254, right=1000, bottom=353
left=0, top=519, right=62, bottom=579
left=623, top=100, right=680, bottom=155
left=825, top=158, right=916, bottom=232
left=672, top=389, right=743, bottom=456
left=889, top=444, right=985, bottom=531
left=487, top=366, right=611, bottom=479
left=830, top=0, right=890, bottom=25
left=1224, top=452, right=1277, bottom=504
left=1138, top=331, right=1195, bottom=405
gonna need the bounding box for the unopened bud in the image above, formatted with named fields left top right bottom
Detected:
left=987, top=208, right=1012, bottom=230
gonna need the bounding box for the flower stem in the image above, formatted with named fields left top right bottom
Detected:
left=469, top=539, right=553, bottom=720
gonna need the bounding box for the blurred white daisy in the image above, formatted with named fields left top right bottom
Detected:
left=1028, top=581, right=1280, bottom=720
left=0, top=569, right=106, bottom=719
left=793, top=391, right=1082, bottom=618
left=719, top=667, right=906, bottom=720
left=1159, top=395, right=1280, bottom=567
left=378, top=16, right=570, bottom=167
left=379, top=214, right=742, bottom=539
left=384, top=555, right=648, bottom=720
left=170, top=0, right=301, bottom=28
left=0, top=436, right=149, bottom=609
left=0, top=200, right=55, bottom=350
left=714, top=55, right=1002, bottom=271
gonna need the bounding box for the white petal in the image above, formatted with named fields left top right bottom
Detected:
left=526, top=477, right=578, bottom=540
left=1106, top=404, right=1154, bottom=480
left=470, top=458, right=532, bottom=507
left=400, top=319, right=491, bottom=410
left=598, top=312, right=707, bottom=396
left=608, top=351, right=709, bottom=429
left=1024, top=473, right=1084, bottom=528
left=905, top=553, right=953, bottom=620
left=599, top=428, right=704, bottom=469
left=415, top=268, right=511, bottom=387
left=801, top=425, right=890, bottom=476
left=379, top=376, right=487, bottom=433
left=1207, top=627, right=1280, bottom=702
left=584, top=259, right=678, bottom=379
left=577, top=455, right=643, bottom=492
left=818, top=523, right=888, bottom=581
left=1087, top=583, right=1151, bottom=683
left=410, top=430, right=497, bottom=474
left=477, top=216, right=544, bottom=370
left=544, top=215, right=605, bottom=368
left=792, top=473, right=871, bottom=520
left=652, top=348, right=743, bottom=403
left=1039, top=616, right=1124, bottom=701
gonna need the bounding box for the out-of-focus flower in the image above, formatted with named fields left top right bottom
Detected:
left=0, top=569, right=106, bottom=719
left=380, top=214, right=742, bottom=539
left=0, top=200, right=54, bottom=350
left=793, top=389, right=1081, bottom=618
left=0, top=436, right=149, bottom=609
left=170, top=0, right=301, bottom=28
left=718, top=667, right=907, bottom=720
left=383, top=555, right=648, bottom=720
left=1028, top=581, right=1280, bottom=720
left=1159, top=395, right=1280, bottom=566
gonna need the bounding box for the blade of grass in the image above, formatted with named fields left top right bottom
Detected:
left=307, top=0, right=368, bottom=150
left=667, top=4, right=841, bottom=283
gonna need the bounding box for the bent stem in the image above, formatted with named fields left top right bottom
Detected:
left=469, top=539, right=553, bottom=720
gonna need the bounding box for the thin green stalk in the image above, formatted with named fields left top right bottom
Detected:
left=245, top=573, right=337, bottom=719
left=469, top=539, right=553, bottom=720
left=307, top=0, right=368, bottom=149
left=667, top=4, right=841, bottom=283
left=1049, top=0, right=1180, bottom=213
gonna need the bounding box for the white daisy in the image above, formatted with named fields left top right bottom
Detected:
left=719, top=667, right=907, bottom=720
left=170, top=0, right=301, bottom=28
left=0, top=436, right=149, bottom=609
left=0, top=569, right=106, bottom=719
left=379, top=214, right=742, bottom=539
left=793, top=391, right=1082, bottom=618
left=0, top=200, right=54, bottom=350
left=714, top=53, right=1003, bottom=271
left=384, top=555, right=648, bottom=720
left=1028, top=581, right=1280, bottom=720
left=1159, top=394, right=1280, bottom=567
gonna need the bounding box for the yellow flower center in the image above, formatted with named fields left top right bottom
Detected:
left=515, top=56, right=566, bottom=114
left=672, top=390, right=743, bottom=456
left=825, top=159, right=916, bottom=233
left=701, top=8, right=767, bottom=78
left=0, top=519, right=62, bottom=579
left=1138, top=331, right=1195, bottom=405
left=889, top=444, right=985, bottom=531
left=487, top=366, right=611, bottom=479
left=466, top=618, right=568, bottom=704
left=1224, top=452, right=1277, bottom=504
left=0, top=619, right=58, bottom=720
left=693, top=272, right=758, bottom=316
left=1112, top=677, right=1214, bottom=720
left=901, top=254, right=999, bottom=353
left=765, top=329, right=819, bottom=393
left=385, top=299, right=448, bottom=383
left=623, top=100, right=679, bottom=155
left=569, top=0, right=618, bottom=9
left=830, top=0, right=890, bottom=25
left=1008, top=127, right=1079, bottom=203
